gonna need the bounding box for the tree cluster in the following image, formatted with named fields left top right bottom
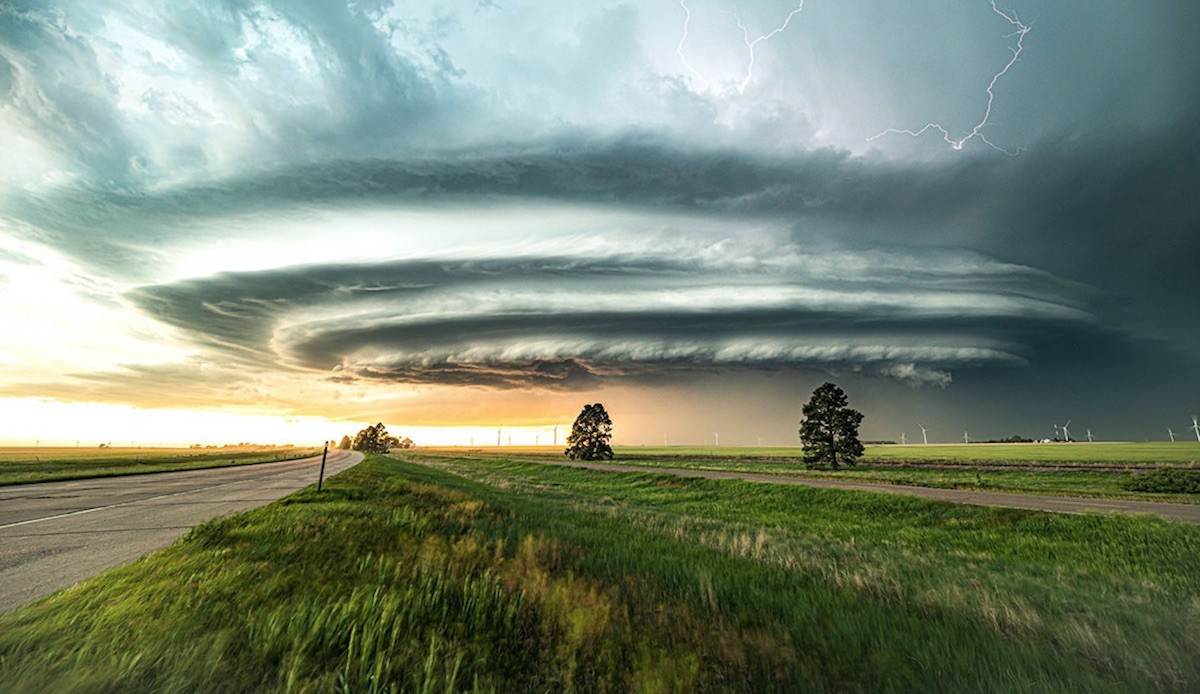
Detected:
left=564, top=403, right=614, bottom=461
left=798, top=382, right=864, bottom=470
left=351, top=422, right=401, bottom=454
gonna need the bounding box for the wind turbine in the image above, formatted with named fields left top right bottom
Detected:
left=497, top=427, right=502, bottom=446
left=1053, top=423, right=1061, bottom=441
left=553, top=425, right=559, bottom=447
left=1192, top=416, right=1200, bottom=443
left=1086, top=429, right=1094, bottom=443
left=917, top=423, right=929, bottom=445
left=1061, top=420, right=1072, bottom=443
left=900, top=432, right=907, bottom=445
left=714, top=432, right=720, bottom=447
left=963, top=431, right=970, bottom=444
left=1168, top=428, right=1176, bottom=443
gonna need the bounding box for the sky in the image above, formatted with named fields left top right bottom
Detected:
left=0, top=0, right=1198, bottom=446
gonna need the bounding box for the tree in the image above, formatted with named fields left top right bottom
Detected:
left=798, top=382, right=864, bottom=470
left=564, top=403, right=614, bottom=461
left=337, top=435, right=352, bottom=450
left=351, top=422, right=400, bottom=454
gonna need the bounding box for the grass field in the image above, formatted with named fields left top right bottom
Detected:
left=441, top=441, right=1200, bottom=465
left=0, top=446, right=322, bottom=486
left=861, top=442, right=1200, bottom=465
left=1, top=452, right=1196, bottom=691
left=421, top=443, right=1200, bottom=503
left=605, top=442, right=1200, bottom=466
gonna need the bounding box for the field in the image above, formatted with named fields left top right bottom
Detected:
left=1, top=452, right=1197, bottom=691
left=596, top=442, right=1200, bottom=466
left=0, top=446, right=322, bottom=486
left=421, top=442, right=1200, bottom=503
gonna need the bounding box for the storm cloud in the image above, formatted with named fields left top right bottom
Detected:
left=1, top=0, right=1198, bottom=441
left=125, top=247, right=1101, bottom=391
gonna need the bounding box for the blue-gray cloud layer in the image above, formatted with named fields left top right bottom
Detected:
left=2, top=0, right=1198, bottom=439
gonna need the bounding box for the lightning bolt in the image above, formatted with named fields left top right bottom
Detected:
left=868, top=1, right=1031, bottom=154
left=725, top=1, right=808, bottom=92
left=677, top=0, right=808, bottom=93
left=676, top=0, right=708, bottom=89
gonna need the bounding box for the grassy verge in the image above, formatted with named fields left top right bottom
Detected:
left=1, top=453, right=1197, bottom=691
left=0, top=447, right=321, bottom=486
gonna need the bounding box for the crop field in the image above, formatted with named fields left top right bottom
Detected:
left=0, top=446, right=321, bottom=486
left=1, top=452, right=1197, bottom=691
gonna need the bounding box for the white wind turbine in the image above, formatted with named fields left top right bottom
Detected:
left=1061, top=420, right=1072, bottom=443
left=963, top=431, right=970, bottom=444
left=918, top=423, right=929, bottom=445
left=1053, top=423, right=1061, bottom=441
left=1168, top=428, right=1176, bottom=443
left=900, top=432, right=907, bottom=445
left=1191, top=415, right=1200, bottom=443
left=1086, top=429, right=1094, bottom=443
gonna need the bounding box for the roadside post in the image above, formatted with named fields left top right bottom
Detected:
left=317, top=442, right=329, bottom=492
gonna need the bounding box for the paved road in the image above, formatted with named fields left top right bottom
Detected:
left=516, top=458, right=1200, bottom=525
left=0, top=450, right=362, bottom=614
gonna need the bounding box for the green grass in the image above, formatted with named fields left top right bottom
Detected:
left=1, top=453, right=1197, bottom=691
left=425, top=447, right=1200, bottom=503
left=611, top=457, right=1189, bottom=499
left=593, top=442, right=1200, bottom=466
left=1127, top=468, right=1200, bottom=494
left=0, top=446, right=321, bottom=486
left=861, top=442, right=1200, bottom=465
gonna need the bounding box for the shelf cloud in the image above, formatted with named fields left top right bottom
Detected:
left=1, top=0, right=1198, bottom=440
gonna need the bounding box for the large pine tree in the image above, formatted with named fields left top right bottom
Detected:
left=798, top=383, right=864, bottom=470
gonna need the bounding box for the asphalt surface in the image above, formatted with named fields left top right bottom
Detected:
left=522, top=458, right=1200, bottom=525
left=0, top=449, right=362, bottom=614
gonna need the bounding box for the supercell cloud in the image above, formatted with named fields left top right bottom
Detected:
left=0, top=0, right=1197, bottom=441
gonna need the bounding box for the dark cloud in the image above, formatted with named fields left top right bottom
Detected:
left=2, top=0, right=1197, bottom=441
left=10, top=119, right=1197, bottom=355
left=125, top=251, right=1108, bottom=391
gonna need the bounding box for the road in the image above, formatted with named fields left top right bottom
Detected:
left=0, top=449, right=362, bottom=614
left=519, top=458, right=1200, bottom=525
